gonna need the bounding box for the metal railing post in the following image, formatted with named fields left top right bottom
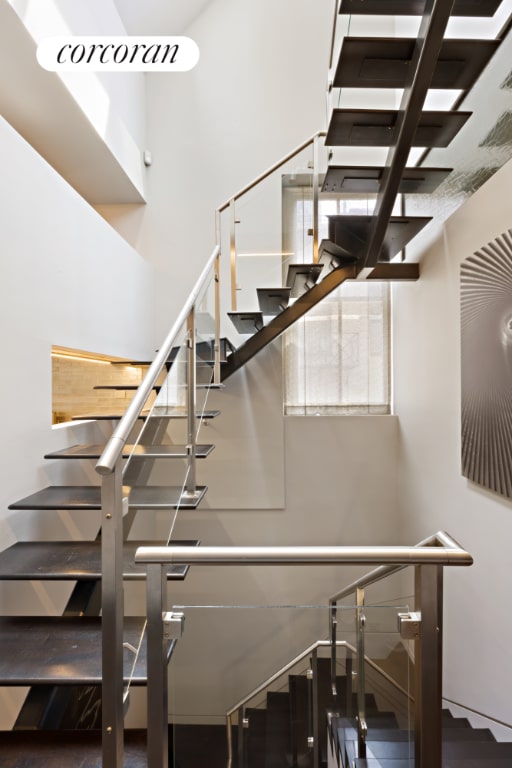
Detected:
left=146, top=563, right=169, bottom=768
left=330, top=601, right=337, bottom=696
left=214, top=251, right=221, bottom=385
left=356, top=587, right=367, bottom=758
left=186, top=307, right=197, bottom=496
left=229, top=199, right=237, bottom=311
left=238, top=705, right=245, bottom=768
left=101, top=462, right=125, bottom=768
left=415, top=564, right=443, bottom=768
left=346, top=647, right=353, bottom=718
left=311, top=649, right=320, bottom=768
left=312, top=135, right=320, bottom=264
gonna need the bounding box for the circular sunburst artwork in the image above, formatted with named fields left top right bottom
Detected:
left=461, top=229, right=512, bottom=498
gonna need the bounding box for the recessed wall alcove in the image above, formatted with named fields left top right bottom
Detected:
left=51, top=346, right=152, bottom=424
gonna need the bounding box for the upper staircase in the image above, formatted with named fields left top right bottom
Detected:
left=221, top=0, right=505, bottom=380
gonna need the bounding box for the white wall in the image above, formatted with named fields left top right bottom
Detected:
left=2, top=0, right=147, bottom=202
left=393, top=156, right=512, bottom=732
left=100, top=0, right=333, bottom=335
left=0, top=115, right=155, bottom=728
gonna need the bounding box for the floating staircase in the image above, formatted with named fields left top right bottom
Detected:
left=1, top=0, right=509, bottom=764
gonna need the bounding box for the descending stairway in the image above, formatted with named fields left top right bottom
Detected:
left=240, top=656, right=512, bottom=768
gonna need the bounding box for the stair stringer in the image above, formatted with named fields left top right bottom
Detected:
left=221, top=263, right=358, bottom=381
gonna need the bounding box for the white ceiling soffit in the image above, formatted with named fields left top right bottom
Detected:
left=0, top=2, right=145, bottom=205
left=113, top=0, right=213, bottom=35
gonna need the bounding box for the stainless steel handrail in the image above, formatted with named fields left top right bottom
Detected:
left=95, top=244, right=220, bottom=475
left=135, top=540, right=473, bottom=566
left=328, top=531, right=469, bottom=605
left=216, top=131, right=326, bottom=213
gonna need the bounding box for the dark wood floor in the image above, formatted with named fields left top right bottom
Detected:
left=0, top=725, right=234, bottom=767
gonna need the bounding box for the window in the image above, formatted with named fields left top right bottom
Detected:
left=282, top=188, right=391, bottom=415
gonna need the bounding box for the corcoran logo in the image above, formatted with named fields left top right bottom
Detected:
left=37, top=36, right=199, bottom=72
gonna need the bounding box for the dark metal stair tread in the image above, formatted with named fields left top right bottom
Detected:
left=362, top=728, right=495, bottom=742
left=442, top=716, right=472, bottom=728
left=353, top=761, right=412, bottom=767
left=44, top=443, right=215, bottom=460
left=0, top=616, right=173, bottom=685
left=0, top=539, right=199, bottom=581
left=72, top=407, right=220, bottom=421
left=93, top=384, right=161, bottom=391
left=325, top=109, right=471, bottom=148
left=322, top=166, right=452, bottom=195
left=333, top=37, right=499, bottom=90
left=338, top=0, right=502, bottom=15
left=362, top=741, right=512, bottom=759
left=257, top=287, right=292, bottom=316
left=328, top=215, right=431, bottom=262
left=319, top=238, right=356, bottom=262
left=286, top=263, right=323, bottom=298
left=8, top=485, right=207, bottom=510
left=443, top=761, right=512, bottom=768
left=228, top=311, right=264, bottom=334
left=0, top=729, right=147, bottom=767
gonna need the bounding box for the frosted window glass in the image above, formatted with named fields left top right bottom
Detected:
left=283, top=194, right=391, bottom=416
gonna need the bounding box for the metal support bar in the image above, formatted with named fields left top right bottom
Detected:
left=229, top=199, right=237, bottom=311
left=311, top=650, right=320, bottom=768
left=186, top=308, right=197, bottom=496
left=415, top=565, right=443, bottom=768
left=312, top=135, right=320, bottom=264
left=237, top=706, right=245, bottom=768
left=146, top=563, right=169, bottom=768
left=346, top=649, right=353, bottom=718
left=214, top=252, right=221, bottom=385
left=101, top=464, right=125, bottom=768
left=330, top=602, right=337, bottom=696
left=356, top=588, right=366, bottom=759
left=364, top=0, right=456, bottom=267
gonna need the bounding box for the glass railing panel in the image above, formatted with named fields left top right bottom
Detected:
left=218, top=142, right=320, bottom=343
left=331, top=603, right=413, bottom=768
left=166, top=601, right=412, bottom=768
left=121, top=272, right=221, bottom=708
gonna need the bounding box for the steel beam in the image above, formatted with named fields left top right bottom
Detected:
left=364, top=0, right=456, bottom=267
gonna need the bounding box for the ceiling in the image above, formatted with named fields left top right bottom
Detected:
left=112, top=0, right=213, bottom=35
